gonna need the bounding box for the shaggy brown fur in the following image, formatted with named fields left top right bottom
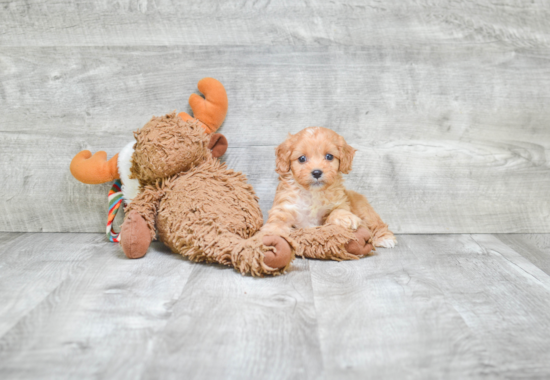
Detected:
left=290, top=224, right=374, bottom=260
left=123, top=113, right=294, bottom=276
left=130, top=114, right=211, bottom=186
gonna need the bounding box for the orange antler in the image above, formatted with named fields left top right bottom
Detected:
left=178, top=77, right=228, bottom=134
left=70, top=150, right=120, bottom=184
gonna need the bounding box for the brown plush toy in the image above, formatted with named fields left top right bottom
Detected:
left=289, top=225, right=374, bottom=261
left=70, top=78, right=293, bottom=276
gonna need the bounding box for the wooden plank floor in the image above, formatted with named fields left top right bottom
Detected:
left=1, top=233, right=549, bottom=379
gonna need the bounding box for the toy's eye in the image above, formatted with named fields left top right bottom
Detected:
left=298, top=156, right=307, bottom=163
left=325, top=154, right=334, bottom=161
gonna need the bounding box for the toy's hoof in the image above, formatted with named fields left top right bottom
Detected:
left=120, top=211, right=152, bottom=259
left=262, top=235, right=292, bottom=269
left=345, top=227, right=374, bottom=257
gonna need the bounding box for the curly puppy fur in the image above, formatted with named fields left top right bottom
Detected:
left=262, top=126, right=396, bottom=259
left=124, top=113, right=294, bottom=276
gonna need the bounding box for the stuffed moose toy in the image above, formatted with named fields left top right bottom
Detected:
left=70, top=78, right=296, bottom=276
left=70, top=78, right=374, bottom=276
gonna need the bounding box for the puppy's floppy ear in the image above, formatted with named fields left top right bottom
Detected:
left=338, top=136, right=356, bottom=174
left=208, top=133, right=228, bottom=158
left=275, top=135, right=293, bottom=175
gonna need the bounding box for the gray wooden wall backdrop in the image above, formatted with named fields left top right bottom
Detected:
left=1, top=0, right=549, bottom=234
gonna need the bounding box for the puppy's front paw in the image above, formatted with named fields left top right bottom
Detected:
left=328, top=211, right=362, bottom=231
left=374, top=234, right=397, bottom=248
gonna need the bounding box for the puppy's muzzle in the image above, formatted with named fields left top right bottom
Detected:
left=311, top=170, right=323, bottom=179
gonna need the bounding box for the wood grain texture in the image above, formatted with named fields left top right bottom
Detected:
left=309, top=234, right=550, bottom=379
left=1, top=233, right=550, bottom=378
left=0, top=235, right=196, bottom=379
left=1, top=44, right=549, bottom=233
left=1, top=0, right=549, bottom=47
left=140, top=259, right=322, bottom=380
left=494, top=234, right=550, bottom=276
left=309, top=235, right=488, bottom=378
left=453, top=234, right=550, bottom=378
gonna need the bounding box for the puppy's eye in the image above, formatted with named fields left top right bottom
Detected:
left=298, top=156, right=307, bottom=163
left=325, top=154, right=334, bottom=161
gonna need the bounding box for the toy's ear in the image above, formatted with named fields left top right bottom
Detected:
left=338, top=137, right=356, bottom=174
left=208, top=133, right=228, bottom=158
left=275, top=136, right=293, bottom=175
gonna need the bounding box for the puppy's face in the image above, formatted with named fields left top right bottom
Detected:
left=276, top=127, right=356, bottom=190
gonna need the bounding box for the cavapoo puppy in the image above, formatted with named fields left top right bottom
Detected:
left=262, top=127, right=397, bottom=251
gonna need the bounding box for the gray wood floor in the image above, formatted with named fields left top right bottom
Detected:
left=1, top=233, right=549, bottom=379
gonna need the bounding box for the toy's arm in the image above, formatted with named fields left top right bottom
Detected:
left=124, top=183, right=165, bottom=239
left=289, top=224, right=374, bottom=260
left=119, top=182, right=166, bottom=259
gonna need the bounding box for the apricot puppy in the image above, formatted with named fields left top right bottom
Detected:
left=262, top=127, right=396, bottom=254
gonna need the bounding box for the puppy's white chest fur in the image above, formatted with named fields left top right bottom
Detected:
left=290, top=188, right=336, bottom=229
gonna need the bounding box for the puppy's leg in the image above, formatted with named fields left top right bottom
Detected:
left=260, top=201, right=299, bottom=269
left=325, top=208, right=362, bottom=231
left=346, top=190, right=397, bottom=248
left=261, top=221, right=292, bottom=238
left=261, top=200, right=297, bottom=237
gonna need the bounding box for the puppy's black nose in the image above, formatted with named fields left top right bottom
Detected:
left=311, top=170, right=323, bottom=179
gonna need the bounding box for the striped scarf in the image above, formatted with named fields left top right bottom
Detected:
left=107, top=179, right=124, bottom=242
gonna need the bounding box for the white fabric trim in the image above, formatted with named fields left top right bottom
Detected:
left=117, top=141, right=140, bottom=204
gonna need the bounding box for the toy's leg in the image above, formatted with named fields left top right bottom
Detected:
left=346, top=190, right=397, bottom=248
left=120, top=183, right=166, bottom=259
left=290, top=224, right=373, bottom=261
left=174, top=228, right=294, bottom=276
